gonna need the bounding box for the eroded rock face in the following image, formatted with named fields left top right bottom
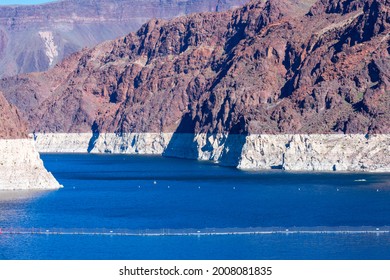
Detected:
left=0, top=91, right=27, bottom=139
left=1, top=0, right=388, bottom=136
left=0, top=138, right=62, bottom=190
left=0, top=0, right=246, bottom=78
left=239, top=134, right=390, bottom=171
left=0, top=91, right=61, bottom=190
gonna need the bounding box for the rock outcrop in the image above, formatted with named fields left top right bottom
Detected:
left=0, top=138, right=62, bottom=190
left=0, top=0, right=246, bottom=78
left=1, top=0, right=389, bottom=172
left=0, top=90, right=27, bottom=139
left=0, top=91, right=61, bottom=190
left=239, top=134, right=390, bottom=171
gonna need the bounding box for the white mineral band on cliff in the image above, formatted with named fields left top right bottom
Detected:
left=239, top=134, right=390, bottom=172
left=0, top=139, right=62, bottom=190
left=33, top=133, right=390, bottom=172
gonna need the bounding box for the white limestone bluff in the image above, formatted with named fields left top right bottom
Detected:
left=0, top=138, right=62, bottom=190
left=0, top=92, right=61, bottom=190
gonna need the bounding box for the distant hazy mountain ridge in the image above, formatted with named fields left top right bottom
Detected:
left=0, top=0, right=245, bottom=77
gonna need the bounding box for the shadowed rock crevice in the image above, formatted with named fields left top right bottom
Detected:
left=367, top=60, right=381, bottom=84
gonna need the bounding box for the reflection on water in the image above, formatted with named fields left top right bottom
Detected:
left=0, top=190, right=49, bottom=225
left=0, top=190, right=49, bottom=202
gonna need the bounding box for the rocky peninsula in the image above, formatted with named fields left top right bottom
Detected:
left=0, top=92, right=61, bottom=190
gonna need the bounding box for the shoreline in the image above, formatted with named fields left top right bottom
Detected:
left=33, top=132, right=390, bottom=172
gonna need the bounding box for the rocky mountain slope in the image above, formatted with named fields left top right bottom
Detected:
left=0, top=0, right=389, bottom=171
left=0, top=90, right=27, bottom=139
left=2, top=0, right=389, bottom=135
left=0, top=0, right=245, bottom=78
left=0, top=91, right=61, bottom=190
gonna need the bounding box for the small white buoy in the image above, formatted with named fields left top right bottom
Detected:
left=298, top=188, right=301, bottom=191
left=233, top=187, right=236, bottom=190
left=198, top=186, right=201, bottom=189
left=376, top=228, right=380, bottom=231
left=138, top=186, right=141, bottom=188
left=377, top=189, right=379, bottom=192
left=153, top=181, right=157, bottom=185
left=168, top=186, right=170, bottom=189
left=337, top=188, right=339, bottom=191
left=110, top=230, right=113, bottom=233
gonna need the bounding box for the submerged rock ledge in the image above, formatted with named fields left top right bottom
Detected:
left=0, top=139, right=62, bottom=190
left=34, top=133, right=390, bottom=172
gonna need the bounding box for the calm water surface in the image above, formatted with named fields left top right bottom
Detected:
left=0, top=154, right=390, bottom=259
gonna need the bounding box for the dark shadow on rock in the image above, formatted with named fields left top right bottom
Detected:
left=217, top=133, right=248, bottom=167
left=163, top=113, right=200, bottom=159
left=87, top=121, right=100, bottom=153
left=163, top=112, right=249, bottom=167
left=218, top=119, right=248, bottom=167
left=270, top=164, right=283, bottom=169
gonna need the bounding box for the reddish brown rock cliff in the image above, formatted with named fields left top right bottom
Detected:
left=0, top=91, right=27, bottom=139
left=0, top=0, right=389, bottom=135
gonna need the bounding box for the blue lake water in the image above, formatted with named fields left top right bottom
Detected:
left=1, top=154, right=390, bottom=259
